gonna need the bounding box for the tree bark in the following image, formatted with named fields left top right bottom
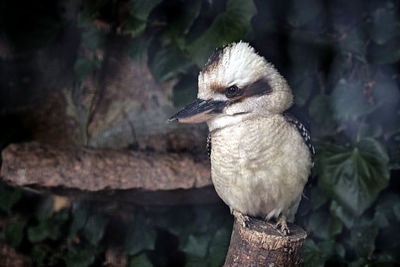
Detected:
left=0, top=142, right=211, bottom=191
left=224, top=216, right=307, bottom=267
left=0, top=142, right=221, bottom=205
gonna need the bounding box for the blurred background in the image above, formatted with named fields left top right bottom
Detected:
left=0, top=0, right=399, bottom=266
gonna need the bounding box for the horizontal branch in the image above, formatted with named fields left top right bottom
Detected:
left=1, top=142, right=212, bottom=192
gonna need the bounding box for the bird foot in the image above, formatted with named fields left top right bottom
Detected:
left=273, top=215, right=290, bottom=236
left=232, top=210, right=249, bottom=227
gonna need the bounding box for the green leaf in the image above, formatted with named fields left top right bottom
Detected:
left=31, top=244, right=50, bottom=266
left=292, top=74, right=314, bottom=107
left=308, top=210, right=343, bottom=240
left=180, top=233, right=210, bottom=258
left=350, top=218, right=379, bottom=258
left=368, top=38, right=400, bottom=64
left=172, top=74, right=198, bottom=107
left=372, top=75, right=400, bottom=107
left=187, top=0, right=257, bottom=67
left=207, top=225, right=231, bottom=267
left=317, top=138, right=390, bottom=217
left=69, top=205, right=89, bottom=237
left=330, top=200, right=356, bottom=229
left=304, top=239, right=335, bottom=267
left=81, top=26, right=104, bottom=51
left=0, top=184, right=21, bottom=213
left=74, top=58, right=102, bottom=82
left=129, top=252, right=153, bottom=267
left=287, top=0, right=322, bottom=27
left=63, top=245, right=96, bottom=267
left=309, top=210, right=331, bottom=240
left=373, top=193, right=400, bottom=228
left=5, top=221, right=26, bottom=248
left=168, top=0, right=202, bottom=36
left=125, top=214, right=156, bottom=255
left=28, top=211, right=69, bottom=243
left=185, top=256, right=208, bottom=267
left=338, top=27, right=367, bottom=61
left=125, top=37, right=152, bottom=63
left=331, top=79, right=374, bottom=121
left=310, top=186, right=329, bottom=210
left=148, top=42, right=192, bottom=82
left=308, top=94, right=336, bottom=131
left=125, top=0, right=162, bottom=37
left=82, top=213, right=109, bottom=246
left=81, top=0, right=109, bottom=21
left=28, top=223, right=49, bottom=243
left=369, top=7, right=400, bottom=45
left=358, top=122, right=383, bottom=139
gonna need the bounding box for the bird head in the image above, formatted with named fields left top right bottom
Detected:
left=169, top=42, right=293, bottom=130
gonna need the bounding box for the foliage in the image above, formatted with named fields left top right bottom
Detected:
left=0, top=186, right=232, bottom=267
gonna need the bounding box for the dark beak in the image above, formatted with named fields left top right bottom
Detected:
left=168, top=98, right=228, bottom=123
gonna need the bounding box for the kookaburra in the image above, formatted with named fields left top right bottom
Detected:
left=169, top=42, right=314, bottom=235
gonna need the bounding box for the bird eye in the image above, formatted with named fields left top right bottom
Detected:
left=225, top=85, right=239, bottom=98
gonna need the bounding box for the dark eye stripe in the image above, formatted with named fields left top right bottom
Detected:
left=227, top=78, right=272, bottom=103
left=243, top=79, right=272, bottom=98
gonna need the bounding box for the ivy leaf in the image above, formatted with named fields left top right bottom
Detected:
left=81, top=26, right=104, bottom=51
left=331, top=79, right=374, bottom=121
left=148, top=42, right=192, bottom=82
left=172, top=73, right=198, bottom=107
left=129, top=253, right=153, bottom=267
left=31, top=244, right=50, bottom=266
left=74, top=58, right=102, bottom=82
left=373, top=193, right=400, bottom=229
left=125, top=37, right=152, bottom=64
left=125, top=214, right=156, bottom=255
left=207, top=224, right=232, bottom=267
left=125, top=0, right=163, bottom=37
left=308, top=210, right=343, bottom=240
left=168, top=0, right=202, bottom=36
left=187, top=0, right=256, bottom=67
left=180, top=233, right=211, bottom=258
left=308, top=94, right=336, bottom=133
left=310, top=186, right=329, bottom=211
left=5, top=221, right=26, bottom=248
left=63, top=245, right=96, bottom=267
left=28, top=211, right=69, bottom=243
left=372, top=74, right=400, bottom=108
left=350, top=218, right=379, bottom=258
left=368, top=39, right=400, bottom=64
left=185, top=255, right=208, bottom=267
left=0, top=184, right=21, bottom=213
left=287, top=0, right=322, bottom=27
left=317, top=138, right=390, bottom=217
left=69, top=204, right=89, bottom=237
left=28, top=222, right=49, bottom=243
left=82, top=213, right=109, bottom=246
left=304, top=239, right=335, bottom=267
left=369, top=7, right=400, bottom=45
left=330, top=200, right=355, bottom=229
left=338, top=27, right=367, bottom=61
left=291, top=72, right=314, bottom=107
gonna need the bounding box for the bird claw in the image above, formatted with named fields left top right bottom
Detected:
left=232, top=210, right=250, bottom=227
left=274, top=215, right=290, bottom=236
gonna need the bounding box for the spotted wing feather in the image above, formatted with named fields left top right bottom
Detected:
left=284, top=113, right=315, bottom=165
left=207, top=133, right=212, bottom=158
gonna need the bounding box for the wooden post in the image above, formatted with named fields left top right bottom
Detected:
left=224, top=216, right=307, bottom=266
